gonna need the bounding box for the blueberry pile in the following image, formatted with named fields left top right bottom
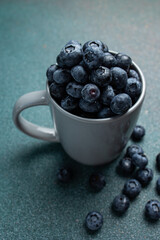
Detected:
left=46, top=40, right=142, bottom=118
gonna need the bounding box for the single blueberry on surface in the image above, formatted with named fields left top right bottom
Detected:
left=136, top=168, right=153, bottom=186
left=81, top=84, right=100, bottom=103
left=53, top=68, right=72, bottom=85
left=89, top=173, right=106, bottom=191
left=112, top=194, right=130, bottom=214
left=57, top=40, right=82, bottom=68
left=128, top=69, right=140, bottom=81
left=57, top=168, right=72, bottom=183
left=49, top=82, right=65, bottom=99
left=103, top=52, right=117, bottom=68
left=100, top=85, right=115, bottom=106
left=131, top=125, right=145, bottom=141
left=97, top=107, right=114, bottom=118
left=156, top=153, right=160, bottom=170
left=126, top=145, right=144, bottom=158
left=83, top=40, right=108, bottom=52
left=90, top=66, right=112, bottom=87
left=156, top=177, right=160, bottom=195
left=79, top=99, right=102, bottom=113
left=132, top=153, right=148, bottom=169
left=83, top=47, right=103, bottom=70
left=111, top=67, right=128, bottom=89
left=85, top=211, right=103, bottom=231
left=71, top=65, right=88, bottom=84
left=46, top=64, right=59, bottom=84
left=116, top=53, right=132, bottom=72
left=66, top=81, right=83, bottom=98
left=123, top=179, right=141, bottom=199
left=145, top=200, right=160, bottom=221
left=125, top=77, right=142, bottom=99
left=61, top=96, right=78, bottom=112
left=110, top=93, right=132, bottom=115
left=118, top=157, right=135, bottom=175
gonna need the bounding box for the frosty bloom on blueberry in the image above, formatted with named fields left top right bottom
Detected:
left=46, top=40, right=143, bottom=118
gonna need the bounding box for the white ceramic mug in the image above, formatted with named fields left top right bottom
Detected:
left=13, top=55, right=146, bottom=165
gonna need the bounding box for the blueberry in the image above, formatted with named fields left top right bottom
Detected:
left=97, top=107, right=114, bottom=118
left=112, top=194, right=130, bottom=214
left=81, top=84, right=100, bottom=103
left=90, top=66, right=112, bottom=87
left=125, top=78, right=142, bottom=99
left=103, top=53, right=117, bottom=68
left=49, top=82, right=65, bottom=99
left=126, top=145, right=144, bottom=158
left=110, top=93, right=132, bottom=115
left=145, top=200, right=160, bottom=221
left=57, top=167, right=72, bottom=183
left=71, top=65, right=88, bottom=84
left=79, top=99, right=102, bottom=113
left=156, top=153, right=160, bottom=170
left=83, top=40, right=108, bottom=52
left=118, top=157, right=135, bottom=175
left=116, top=53, right=132, bottom=72
left=100, top=85, right=115, bottom=106
left=89, top=173, right=106, bottom=191
left=57, top=40, right=82, bottom=68
left=83, top=47, right=103, bottom=70
left=136, top=168, right=153, bottom=186
left=111, top=67, right=128, bottom=89
left=85, top=211, right=103, bottom=231
left=156, top=177, right=160, bottom=195
left=128, top=69, right=140, bottom=81
left=61, top=96, right=78, bottom=112
left=66, top=81, right=83, bottom=99
left=46, top=64, right=59, bottom=85
left=123, top=179, right=141, bottom=199
left=132, top=153, right=148, bottom=169
left=131, top=125, right=145, bottom=141
left=53, top=68, right=72, bottom=85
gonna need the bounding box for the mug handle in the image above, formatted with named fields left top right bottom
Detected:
left=12, top=90, right=59, bottom=142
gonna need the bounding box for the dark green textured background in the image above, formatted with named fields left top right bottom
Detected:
left=0, top=0, right=160, bottom=239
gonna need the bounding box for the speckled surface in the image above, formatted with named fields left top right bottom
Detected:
left=0, top=0, right=160, bottom=239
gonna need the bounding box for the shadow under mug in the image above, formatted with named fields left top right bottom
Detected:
left=13, top=52, right=146, bottom=165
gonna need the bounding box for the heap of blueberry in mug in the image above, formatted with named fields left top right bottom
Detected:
left=46, top=40, right=142, bottom=118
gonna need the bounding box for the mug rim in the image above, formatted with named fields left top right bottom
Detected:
left=46, top=50, right=146, bottom=123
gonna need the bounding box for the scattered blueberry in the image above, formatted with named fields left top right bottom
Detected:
left=123, top=179, right=141, bottom=199
left=112, top=194, right=130, bottom=214
left=156, top=153, right=160, bottom=170
left=91, top=66, right=112, bottom=87
left=83, top=47, right=103, bottom=70
left=136, top=168, right=153, bottom=186
left=118, top=157, right=135, bottom=175
left=132, top=153, right=148, bottom=169
left=71, top=65, right=88, bottom=84
left=97, top=107, right=114, bottom=118
left=85, top=211, right=103, bottom=231
left=61, top=96, right=78, bottom=111
left=100, top=85, right=115, bottom=106
left=145, top=200, right=160, bottom=221
left=81, top=84, right=100, bottom=103
left=103, top=52, right=117, bottom=68
left=126, top=145, right=144, bottom=158
left=131, top=125, right=145, bottom=141
left=79, top=99, right=102, bottom=113
left=53, top=68, right=72, bottom=84
left=110, top=93, right=132, bottom=115
left=57, top=40, right=82, bottom=68
left=128, top=69, right=140, bottom=81
left=46, top=64, right=59, bottom=85
left=156, top=177, right=160, bottom=195
left=57, top=167, right=72, bottom=183
left=125, top=78, right=142, bottom=99
left=116, top=53, right=132, bottom=72
left=111, top=67, right=128, bottom=89
left=89, top=173, right=106, bottom=191
left=49, top=82, right=65, bottom=99
left=66, top=81, right=83, bottom=98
